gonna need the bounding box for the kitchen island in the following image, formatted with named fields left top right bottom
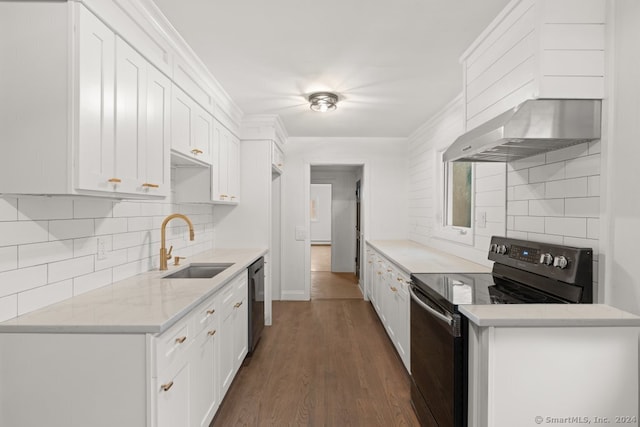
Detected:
left=0, top=247, right=266, bottom=427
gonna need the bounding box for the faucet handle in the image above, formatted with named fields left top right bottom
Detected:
left=166, top=245, right=173, bottom=260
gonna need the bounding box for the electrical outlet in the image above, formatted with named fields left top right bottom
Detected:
left=97, top=237, right=107, bottom=260
left=477, top=211, right=487, bottom=228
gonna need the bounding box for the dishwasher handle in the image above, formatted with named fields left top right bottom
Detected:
left=409, top=284, right=461, bottom=337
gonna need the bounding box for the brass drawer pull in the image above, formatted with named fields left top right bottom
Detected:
left=233, top=302, right=243, bottom=308
left=142, top=183, right=159, bottom=188
left=391, top=286, right=398, bottom=292
left=108, top=178, right=121, bottom=183
left=191, top=148, right=203, bottom=155
left=175, top=336, right=187, bottom=344
left=161, top=381, right=174, bottom=392
left=397, top=277, right=403, bottom=282
left=206, top=309, right=215, bottom=315
left=207, top=329, right=217, bottom=336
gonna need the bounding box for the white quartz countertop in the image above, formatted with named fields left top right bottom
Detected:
left=0, top=248, right=267, bottom=334
left=459, top=304, right=640, bottom=327
left=367, top=240, right=490, bottom=273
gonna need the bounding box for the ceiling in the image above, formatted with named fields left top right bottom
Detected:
left=152, top=0, right=511, bottom=138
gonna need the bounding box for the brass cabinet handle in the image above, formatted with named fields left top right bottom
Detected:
left=142, top=183, right=159, bottom=188
left=175, top=336, right=187, bottom=344
left=108, top=178, right=121, bottom=183
left=161, top=381, right=174, bottom=392
left=277, top=163, right=283, bottom=167
left=230, top=196, right=236, bottom=200
left=376, top=271, right=382, bottom=275
left=397, top=277, right=403, bottom=282
left=191, top=148, right=203, bottom=155
left=233, top=302, right=243, bottom=308
left=387, top=269, right=392, bottom=272
left=207, top=329, right=217, bottom=336
left=206, top=309, right=215, bottom=315
left=220, top=194, right=228, bottom=199
left=391, top=286, right=398, bottom=292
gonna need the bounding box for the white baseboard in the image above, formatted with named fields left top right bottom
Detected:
left=280, top=290, right=309, bottom=301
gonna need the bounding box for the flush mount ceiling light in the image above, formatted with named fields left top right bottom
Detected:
left=308, top=92, right=338, bottom=112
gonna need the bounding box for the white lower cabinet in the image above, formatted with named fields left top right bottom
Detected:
left=366, top=245, right=411, bottom=372
left=0, top=270, right=249, bottom=427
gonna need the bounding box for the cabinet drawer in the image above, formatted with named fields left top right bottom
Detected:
left=155, top=320, right=191, bottom=374
left=193, top=295, right=218, bottom=336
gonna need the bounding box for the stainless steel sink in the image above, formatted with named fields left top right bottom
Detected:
left=162, top=263, right=234, bottom=279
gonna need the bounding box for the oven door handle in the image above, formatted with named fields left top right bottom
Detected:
left=409, top=285, right=454, bottom=326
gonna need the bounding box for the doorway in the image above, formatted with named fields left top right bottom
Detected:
left=308, top=164, right=364, bottom=300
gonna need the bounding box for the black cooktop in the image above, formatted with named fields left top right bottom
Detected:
left=410, top=272, right=569, bottom=313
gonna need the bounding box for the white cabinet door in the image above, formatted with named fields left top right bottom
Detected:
left=143, top=65, right=171, bottom=196
left=232, top=275, right=248, bottom=369
left=228, top=133, right=240, bottom=203
left=190, top=327, right=218, bottom=427
left=219, top=285, right=235, bottom=397
left=171, top=85, right=212, bottom=165
left=114, top=37, right=146, bottom=194
left=75, top=5, right=115, bottom=193
left=157, top=360, right=191, bottom=427
left=211, top=120, right=240, bottom=203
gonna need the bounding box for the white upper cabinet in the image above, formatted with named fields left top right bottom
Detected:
left=211, top=119, right=241, bottom=204
left=461, top=0, right=606, bottom=130
left=0, top=2, right=170, bottom=198
left=271, top=142, right=285, bottom=174
left=171, top=85, right=213, bottom=165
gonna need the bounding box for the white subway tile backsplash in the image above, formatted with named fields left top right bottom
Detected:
left=563, top=237, right=599, bottom=257
left=507, top=169, right=528, bottom=186
left=73, top=269, right=112, bottom=296
left=139, top=202, right=165, bottom=217
left=587, top=218, right=600, bottom=239
left=507, top=200, right=529, bottom=216
left=545, top=143, right=589, bottom=163
left=476, top=173, right=506, bottom=192
left=545, top=217, right=587, bottom=238
left=128, top=217, right=153, bottom=232
left=95, top=218, right=128, bottom=235
left=565, top=154, right=600, bottom=178
left=527, top=233, right=564, bottom=245
left=0, top=265, right=48, bottom=298
left=0, top=197, right=18, bottom=221
left=513, top=183, right=545, bottom=200
left=49, top=219, right=95, bottom=240
left=94, top=248, right=128, bottom=271
left=73, top=199, right=113, bottom=219
left=19, top=240, right=74, bottom=268
left=507, top=230, right=528, bottom=239
left=18, top=198, right=73, bottom=221
left=73, top=237, right=99, bottom=258
left=529, top=199, right=565, bottom=217
left=514, top=216, right=545, bottom=233
left=0, top=247, right=18, bottom=273
left=544, top=177, right=588, bottom=199
left=17, top=280, right=73, bottom=316
left=565, top=197, right=600, bottom=218
left=113, top=232, right=143, bottom=250
left=588, top=141, right=601, bottom=155
left=113, top=260, right=148, bottom=282
left=113, top=202, right=142, bottom=218
left=48, top=255, right=94, bottom=283
left=529, top=162, right=565, bottom=183
left=0, top=295, right=17, bottom=322
left=0, top=221, right=49, bottom=247
left=510, top=153, right=546, bottom=171
left=588, top=176, right=600, bottom=197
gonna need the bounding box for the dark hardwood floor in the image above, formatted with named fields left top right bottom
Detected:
left=211, top=300, right=420, bottom=426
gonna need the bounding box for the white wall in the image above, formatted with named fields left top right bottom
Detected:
left=311, top=169, right=358, bottom=273
left=603, top=0, right=640, bottom=313
left=309, top=184, right=332, bottom=244
left=408, top=96, right=507, bottom=266
left=0, top=194, right=214, bottom=322
left=282, top=137, right=408, bottom=300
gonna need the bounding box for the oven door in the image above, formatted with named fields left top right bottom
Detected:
left=409, top=284, right=466, bottom=427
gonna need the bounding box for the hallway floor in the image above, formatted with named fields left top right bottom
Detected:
left=210, top=300, right=419, bottom=426
left=310, top=244, right=362, bottom=300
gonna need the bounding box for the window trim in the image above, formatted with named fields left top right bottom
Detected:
left=433, top=149, right=475, bottom=246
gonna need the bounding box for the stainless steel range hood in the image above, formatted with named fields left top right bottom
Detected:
left=443, top=99, right=601, bottom=162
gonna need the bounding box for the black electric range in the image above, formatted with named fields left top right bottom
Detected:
left=408, top=236, right=593, bottom=427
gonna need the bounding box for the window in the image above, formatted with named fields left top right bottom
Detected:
left=434, top=150, right=474, bottom=245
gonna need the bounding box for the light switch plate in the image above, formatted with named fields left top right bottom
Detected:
left=97, top=237, right=107, bottom=260
left=295, top=226, right=306, bottom=241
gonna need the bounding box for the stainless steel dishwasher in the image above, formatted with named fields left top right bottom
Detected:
left=247, top=257, right=264, bottom=355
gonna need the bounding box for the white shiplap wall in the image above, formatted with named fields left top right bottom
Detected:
left=507, top=141, right=601, bottom=289
left=0, top=196, right=215, bottom=322
left=408, top=96, right=506, bottom=266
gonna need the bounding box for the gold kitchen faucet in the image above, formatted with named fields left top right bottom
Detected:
left=159, top=214, right=195, bottom=270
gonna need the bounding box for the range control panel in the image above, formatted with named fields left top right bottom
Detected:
left=488, top=236, right=593, bottom=286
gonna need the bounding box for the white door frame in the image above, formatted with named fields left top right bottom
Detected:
left=304, top=161, right=370, bottom=300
